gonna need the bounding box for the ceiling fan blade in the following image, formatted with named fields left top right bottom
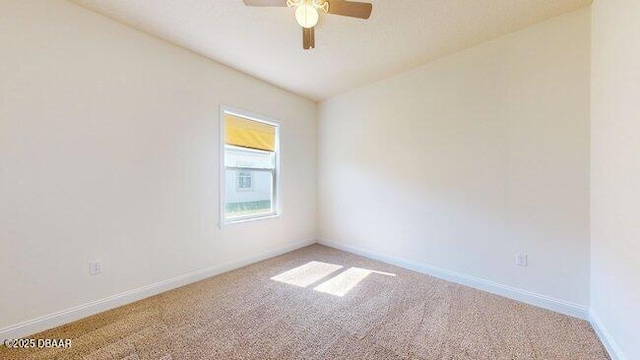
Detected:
left=327, top=0, right=372, bottom=19
left=303, top=27, right=315, bottom=50
left=242, top=0, right=287, bottom=6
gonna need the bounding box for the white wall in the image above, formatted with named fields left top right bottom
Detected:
left=590, top=0, right=640, bottom=358
left=0, top=0, right=316, bottom=333
left=318, top=9, right=591, bottom=311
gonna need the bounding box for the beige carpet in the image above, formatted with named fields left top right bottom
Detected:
left=1, top=245, right=609, bottom=360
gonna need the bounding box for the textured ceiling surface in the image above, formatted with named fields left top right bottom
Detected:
left=69, top=0, right=591, bottom=100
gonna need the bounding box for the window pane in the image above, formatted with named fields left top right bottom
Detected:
left=225, top=145, right=275, bottom=169
left=237, top=171, right=252, bottom=190
left=222, top=111, right=278, bottom=223
left=225, top=114, right=276, bottom=152
left=225, top=169, right=273, bottom=219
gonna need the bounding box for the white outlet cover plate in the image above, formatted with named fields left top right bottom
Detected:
left=515, top=254, right=528, bottom=267
left=89, top=260, right=103, bottom=275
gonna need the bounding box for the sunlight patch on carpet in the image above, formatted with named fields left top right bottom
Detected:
left=270, top=261, right=343, bottom=287
left=313, top=267, right=396, bottom=297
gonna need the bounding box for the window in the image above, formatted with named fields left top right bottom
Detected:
left=237, top=171, right=252, bottom=190
left=221, top=108, right=279, bottom=224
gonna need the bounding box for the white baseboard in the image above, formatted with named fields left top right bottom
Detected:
left=0, top=239, right=315, bottom=342
left=589, top=310, right=627, bottom=360
left=318, top=239, right=589, bottom=320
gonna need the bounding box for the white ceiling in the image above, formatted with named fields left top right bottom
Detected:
left=70, top=0, right=591, bottom=101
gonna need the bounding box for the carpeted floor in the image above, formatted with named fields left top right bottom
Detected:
left=1, top=244, right=609, bottom=360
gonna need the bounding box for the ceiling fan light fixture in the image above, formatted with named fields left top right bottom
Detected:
left=244, top=0, right=372, bottom=50
left=295, top=3, right=319, bottom=28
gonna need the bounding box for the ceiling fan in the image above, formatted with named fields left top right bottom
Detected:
left=243, top=0, right=373, bottom=50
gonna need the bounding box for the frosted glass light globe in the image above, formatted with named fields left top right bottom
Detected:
left=295, top=3, right=319, bottom=28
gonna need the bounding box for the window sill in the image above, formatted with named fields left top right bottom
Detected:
left=219, top=213, right=280, bottom=227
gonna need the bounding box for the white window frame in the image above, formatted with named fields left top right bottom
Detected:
left=219, top=106, right=281, bottom=226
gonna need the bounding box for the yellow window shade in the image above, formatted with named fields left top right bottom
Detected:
left=225, top=114, right=276, bottom=152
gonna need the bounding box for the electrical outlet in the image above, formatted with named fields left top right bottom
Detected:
left=89, top=260, right=103, bottom=275
left=515, top=253, right=527, bottom=267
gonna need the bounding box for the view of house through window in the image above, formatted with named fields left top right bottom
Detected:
left=223, top=111, right=278, bottom=222
left=237, top=171, right=252, bottom=190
